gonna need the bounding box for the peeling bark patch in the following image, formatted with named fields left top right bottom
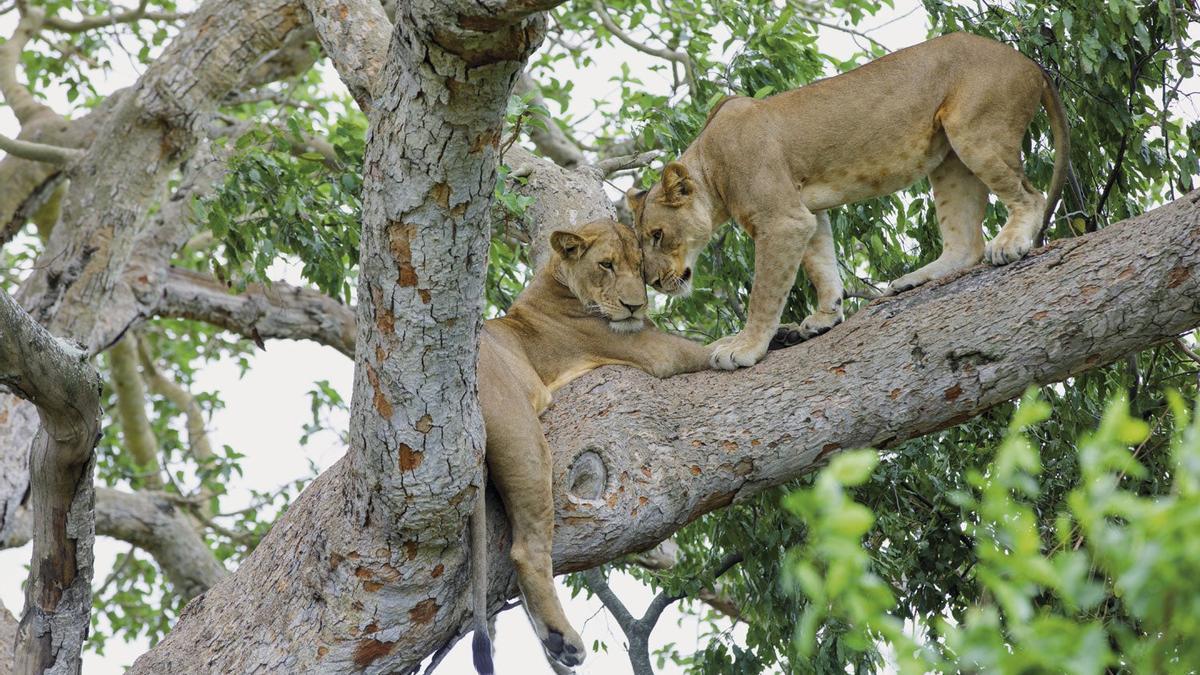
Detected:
left=1080, top=284, right=1102, bottom=299
left=386, top=221, right=418, bottom=287
left=363, top=580, right=384, bottom=593
left=692, top=491, right=736, bottom=519
left=431, top=183, right=451, bottom=209
left=815, top=443, right=841, bottom=463
left=419, top=288, right=431, bottom=304
left=404, top=540, right=418, bottom=560
left=376, top=308, right=395, bottom=335
left=1167, top=264, right=1192, bottom=288
left=733, top=459, right=754, bottom=476
left=431, top=564, right=444, bottom=578
left=1031, top=310, right=1050, bottom=321
left=944, top=384, right=963, bottom=401
left=352, top=639, right=395, bottom=668
left=889, top=388, right=901, bottom=400
left=690, top=465, right=702, bottom=476
left=409, top=598, right=439, bottom=625
left=415, top=414, right=433, bottom=433
left=366, top=364, right=393, bottom=418
left=398, top=443, right=423, bottom=472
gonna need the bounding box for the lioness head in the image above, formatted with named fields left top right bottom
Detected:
left=550, top=219, right=649, bottom=333
left=626, top=162, right=715, bottom=297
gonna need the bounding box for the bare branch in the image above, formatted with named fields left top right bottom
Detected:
left=0, top=131, right=82, bottom=165
left=513, top=72, right=588, bottom=168
left=595, top=150, right=660, bottom=176
left=0, top=7, right=52, bottom=124
left=2, top=488, right=227, bottom=602
left=108, top=334, right=164, bottom=489
left=136, top=340, right=215, bottom=464
left=591, top=0, right=695, bottom=90
left=155, top=267, right=356, bottom=357
left=42, top=0, right=190, bottom=33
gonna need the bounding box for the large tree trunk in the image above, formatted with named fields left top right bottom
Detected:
left=129, top=179, right=1198, bottom=671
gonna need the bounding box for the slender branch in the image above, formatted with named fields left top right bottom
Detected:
left=42, top=0, right=191, bottom=33
left=108, top=334, right=164, bottom=489
left=0, top=7, right=52, bottom=124
left=590, top=0, right=696, bottom=90
left=595, top=150, right=660, bottom=176
left=0, top=132, right=83, bottom=165
left=513, top=72, right=587, bottom=168
left=581, top=568, right=637, bottom=631
left=1176, top=337, right=1200, bottom=367
left=136, top=339, right=215, bottom=463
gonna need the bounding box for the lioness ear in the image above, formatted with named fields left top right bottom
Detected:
left=661, top=161, right=694, bottom=203
left=625, top=187, right=648, bottom=215
left=550, top=230, right=589, bottom=260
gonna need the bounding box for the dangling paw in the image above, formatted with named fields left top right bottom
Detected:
left=540, top=628, right=585, bottom=670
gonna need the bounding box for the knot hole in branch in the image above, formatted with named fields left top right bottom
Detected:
left=566, top=449, right=606, bottom=502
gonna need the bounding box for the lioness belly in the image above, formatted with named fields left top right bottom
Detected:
left=798, top=131, right=951, bottom=210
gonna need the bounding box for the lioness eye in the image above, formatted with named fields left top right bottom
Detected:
left=599, top=261, right=614, bottom=271
left=651, top=229, right=663, bottom=245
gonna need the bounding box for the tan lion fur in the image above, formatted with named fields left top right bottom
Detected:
left=470, top=219, right=713, bottom=672
left=628, top=32, right=1070, bottom=369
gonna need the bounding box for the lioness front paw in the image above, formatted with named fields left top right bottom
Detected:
left=710, top=332, right=769, bottom=370
left=541, top=628, right=585, bottom=670
left=983, top=233, right=1033, bottom=266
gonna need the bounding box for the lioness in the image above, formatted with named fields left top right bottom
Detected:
left=469, top=219, right=713, bottom=673
left=627, top=32, right=1069, bottom=369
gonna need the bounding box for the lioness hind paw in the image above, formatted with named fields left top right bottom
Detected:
left=983, top=236, right=1033, bottom=266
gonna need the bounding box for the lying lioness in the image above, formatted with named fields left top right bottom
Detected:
left=628, top=32, right=1069, bottom=369
left=470, top=219, right=713, bottom=673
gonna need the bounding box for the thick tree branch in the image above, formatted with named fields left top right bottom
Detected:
left=155, top=267, right=356, bottom=358
left=2, top=488, right=227, bottom=602
left=301, top=0, right=390, bottom=110
left=0, top=291, right=101, bottom=674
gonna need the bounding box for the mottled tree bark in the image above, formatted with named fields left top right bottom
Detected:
left=0, top=293, right=101, bottom=675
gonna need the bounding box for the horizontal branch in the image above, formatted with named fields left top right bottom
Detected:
left=590, top=0, right=695, bottom=90
left=0, top=132, right=83, bottom=165
left=2, top=488, right=227, bottom=602
left=155, top=267, right=356, bottom=357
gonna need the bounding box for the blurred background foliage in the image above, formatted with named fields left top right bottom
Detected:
left=3, top=0, right=1198, bottom=669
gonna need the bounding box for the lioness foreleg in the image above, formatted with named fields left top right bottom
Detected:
left=484, top=403, right=584, bottom=670
left=886, top=152, right=987, bottom=295
left=773, top=211, right=844, bottom=348
left=711, top=204, right=815, bottom=369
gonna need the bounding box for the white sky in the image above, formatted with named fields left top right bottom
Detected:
left=2, top=1, right=1195, bottom=674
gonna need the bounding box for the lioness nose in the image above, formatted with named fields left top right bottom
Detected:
left=680, top=267, right=692, bottom=282
left=621, top=301, right=644, bottom=314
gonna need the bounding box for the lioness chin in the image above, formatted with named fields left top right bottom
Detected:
left=628, top=32, right=1069, bottom=370
left=469, top=219, right=714, bottom=673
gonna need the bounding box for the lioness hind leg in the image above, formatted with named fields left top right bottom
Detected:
left=942, top=107, right=1045, bottom=266
left=886, top=152, right=987, bottom=295
left=773, top=211, right=843, bottom=349
left=484, top=406, right=585, bottom=670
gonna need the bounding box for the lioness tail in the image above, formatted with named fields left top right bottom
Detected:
left=1040, top=70, right=1071, bottom=231
left=471, top=477, right=494, bottom=675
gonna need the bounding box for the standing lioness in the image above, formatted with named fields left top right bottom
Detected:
left=470, top=219, right=713, bottom=673
left=628, top=32, right=1069, bottom=369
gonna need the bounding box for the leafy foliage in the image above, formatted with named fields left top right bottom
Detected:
left=784, top=391, right=1200, bottom=673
